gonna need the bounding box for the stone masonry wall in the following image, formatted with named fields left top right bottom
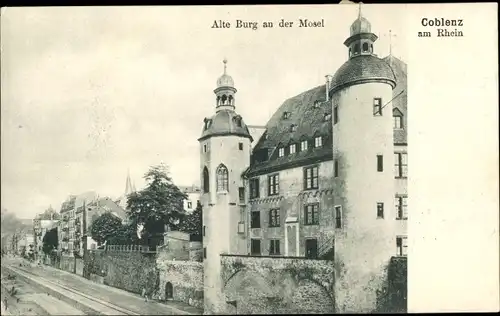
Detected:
left=157, top=251, right=203, bottom=309
left=84, top=250, right=158, bottom=296
left=220, top=255, right=335, bottom=315
left=59, top=255, right=75, bottom=273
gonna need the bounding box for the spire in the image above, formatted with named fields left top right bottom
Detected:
left=358, top=2, right=362, bottom=19
left=223, top=58, right=227, bottom=75
left=125, top=169, right=133, bottom=196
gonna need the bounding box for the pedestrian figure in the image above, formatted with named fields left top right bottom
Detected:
left=142, top=287, right=148, bottom=302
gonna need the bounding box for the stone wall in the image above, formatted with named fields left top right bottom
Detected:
left=218, top=254, right=335, bottom=315
left=75, top=258, right=84, bottom=276
left=84, top=250, right=158, bottom=296
left=157, top=250, right=203, bottom=309
left=59, top=255, right=75, bottom=273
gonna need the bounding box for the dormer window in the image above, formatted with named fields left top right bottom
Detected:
left=234, top=116, right=242, bottom=127
left=314, top=136, right=323, bottom=148
left=283, top=112, right=291, bottom=119
left=205, top=119, right=212, bottom=129
left=313, top=100, right=321, bottom=108
left=393, top=113, right=403, bottom=129
left=301, top=140, right=308, bottom=151
left=278, top=147, right=285, bottom=158
left=290, top=124, right=297, bottom=132
left=289, top=144, right=296, bottom=154
left=324, top=113, right=332, bottom=121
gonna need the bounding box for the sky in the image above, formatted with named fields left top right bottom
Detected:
left=1, top=4, right=407, bottom=219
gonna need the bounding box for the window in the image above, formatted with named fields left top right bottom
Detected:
left=283, top=112, right=291, bottom=119
left=268, top=174, right=279, bottom=196
left=362, top=42, right=369, bottom=52
left=377, top=202, right=384, bottom=218
left=301, top=140, right=308, bottom=151
left=278, top=147, right=285, bottom=157
left=396, top=236, right=408, bottom=257
left=394, top=153, right=408, bottom=178
left=203, top=247, right=207, bottom=259
left=269, top=240, right=280, bottom=255
left=324, top=113, right=331, bottom=121
left=395, top=195, right=408, bottom=220
left=203, top=144, right=208, bottom=153
left=305, top=239, right=318, bottom=259
left=235, top=116, right=242, bottom=127
left=333, top=104, right=339, bottom=124
left=335, top=206, right=342, bottom=229
left=289, top=144, right=296, bottom=154
left=203, top=226, right=206, bottom=236
left=304, top=166, right=319, bottom=190
left=377, top=155, right=384, bottom=172
left=203, top=167, right=210, bottom=193
left=290, top=125, right=297, bottom=132
left=238, top=187, right=245, bottom=203
left=304, top=204, right=319, bottom=225
left=373, top=98, right=383, bottom=116
left=251, top=239, right=261, bottom=255
left=251, top=211, right=261, bottom=228
left=314, top=136, right=323, bottom=148
left=216, top=164, right=229, bottom=192
left=269, top=209, right=280, bottom=227
left=334, top=159, right=339, bottom=177
left=238, top=142, right=243, bottom=150
left=249, top=178, right=260, bottom=199
left=354, top=43, right=360, bottom=54
left=394, top=115, right=403, bottom=129
left=187, top=201, right=193, bottom=209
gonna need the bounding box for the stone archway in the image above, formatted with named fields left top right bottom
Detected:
left=290, top=279, right=335, bottom=314
left=165, top=282, right=173, bottom=300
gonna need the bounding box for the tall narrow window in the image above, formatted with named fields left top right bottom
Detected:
left=238, top=142, right=243, bottom=150
left=377, top=155, right=384, bottom=172
left=304, top=166, right=319, bottom=190
left=304, top=204, right=320, bottom=225
left=268, top=174, right=279, bottom=196
left=269, top=209, right=280, bottom=227
left=394, top=115, right=403, bottom=129
left=394, top=152, right=408, bottom=178
left=238, top=187, right=245, bottom=203
left=216, top=164, right=229, bottom=192
left=362, top=42, right=369, bottom=52
left=250, top=178, right=260, bottom=199
left=289, top=144, right=296, bottom=154
left=333, top=103, right=339, bottom=124
left=377, top=202, right=384, bottom=218
left=301, top=140, right=308, bottom=151
left=314, top=136, right=323, bottom=148
left=203, top=247, right=207, bottom=259
left=203, top=144, right=208, bottom=153
left=251, top=239, right=261, bottom=255
left=396, top=236, right=408, bottom=257
left=269, top=239, right=280, bottom=255
left=373, top=98, right=383, bottom=116
left=278, top=147, right=285, bottom=157
left=334, top=159, right=339, bottom=177
left=395, top=195, right=408, bottom=220
left=203, top=167, right=210, bottom=193
left=335, top=206, right=342, bottom=229
left=251, top=211, right=261, bottom=228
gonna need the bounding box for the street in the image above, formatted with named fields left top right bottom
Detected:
left=1, top=256, right=202, bottom=315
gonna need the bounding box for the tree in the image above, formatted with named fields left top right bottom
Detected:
left=126, top=164, right=187, bottom=248
left=107, top=223, right=139, bottom=245
left=42, top=227, right=58, bottom=255
left=90, top=212, right=123, bottom=245
left=178, top=200, right=203, bottom=240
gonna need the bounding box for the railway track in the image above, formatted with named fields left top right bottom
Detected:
left=3, top=264, right=140, bottom=316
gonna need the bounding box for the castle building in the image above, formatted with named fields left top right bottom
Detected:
left=200, top=9, right=407, bottom=314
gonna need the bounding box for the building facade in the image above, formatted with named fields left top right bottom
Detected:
left=179, top=185, right=202, bottom=213
left=201, top=10, right=407, bottom=314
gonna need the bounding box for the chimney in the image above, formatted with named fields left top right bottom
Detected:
left=325, top=75, right=331, bottom=102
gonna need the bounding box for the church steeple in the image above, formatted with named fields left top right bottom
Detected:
left=344, top=3, right=378, bottom=59
left=214, top=58, right=236, bottom=112
left=125, top=169, right=133, bottom=196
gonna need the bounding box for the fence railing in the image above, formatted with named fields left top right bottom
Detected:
left=103, top=244, right=156, bottom=253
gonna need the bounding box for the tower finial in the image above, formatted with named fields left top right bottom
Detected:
left=389, top=29, right=392, bottom=55
left=358, top=2, right=362, bottom=18
left=223, top=58, right=228, bottom=75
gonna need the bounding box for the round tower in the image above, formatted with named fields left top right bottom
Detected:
left=330, top=7, right=397, bottom=313
left=198, top=59, right=253, bottom=315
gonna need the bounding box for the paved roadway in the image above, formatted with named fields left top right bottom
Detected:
left=2, top=257, right=202, bottom=315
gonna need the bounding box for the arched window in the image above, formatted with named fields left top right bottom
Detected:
left=221, top=94, right=227, bottom=105
left=216, top=164, right=229, bottom=192
left=216, top=96, right=221, bottom=106
left=354, top=43, right=360, bottom=54
left=362, top=42, right=369, bottom=52
left=165, top=282, right=173, bottom=299
left=203, top=167, right=210, bottom=193
left=228, top=95, right=234, bottom=105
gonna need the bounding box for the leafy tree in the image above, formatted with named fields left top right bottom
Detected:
left=90, top=212, right=123, bottom=245
left=126, top=164, right=187, bottom=249
left=42, top=227, right=58, bottom=255
left=178, top=200, right=203, bottom=240
left=107, top=223, right=139, bottom=245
